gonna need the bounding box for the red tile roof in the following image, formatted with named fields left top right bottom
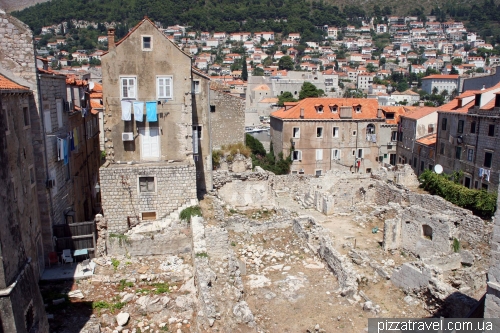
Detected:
left=402, top=106, right=438, bottom=120
left=421, top=74, right=459, bottom=80
left=0, top=75, right=29, bottom=91
left=417, top=133, right=437, bottom=146
left=271, top=98, right=381, bottom=120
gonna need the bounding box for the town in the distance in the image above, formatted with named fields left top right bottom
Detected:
left=2, top=5, right=500, bottom=333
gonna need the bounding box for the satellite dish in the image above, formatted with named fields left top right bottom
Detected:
left=88, top=81, right=95, bottom=90
left=434, top=164, right=443, bottom=174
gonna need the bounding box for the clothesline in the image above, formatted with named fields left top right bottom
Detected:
left=121, top=100, right=158, bottom=122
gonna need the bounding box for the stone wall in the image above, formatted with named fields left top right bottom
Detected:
left=485, top=175, right=500, bottom=318
left=100, top=162, right=197, bottom=234
left=107, top=228, right=191, bottom=256
left=209, top=89, right=245, bottom=149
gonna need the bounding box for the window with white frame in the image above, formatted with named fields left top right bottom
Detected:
left=331, top=149, right=340, bottom=160
left=292, top=150, right=302, bottom=161
left=333, top=127, right=339, bottom=138
left=142, top=36, right=152, bottom=50
left=121, top=77, right=137, bottom=99
left=192, top=125, right=202, bottom=154
left=316, top=149, right=323, bottom=160
left=157, top=76, right=173, bottom=99
left=292, top=127, right=300, bottom=138
left=192, top=80, right=200, bottom=94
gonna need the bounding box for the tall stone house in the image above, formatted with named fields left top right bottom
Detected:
left=396, top=106, right=439, bottom=175
left=0, top=75, right=49, bottom=332
left=270, top=98, right=407, bottom=175
left=0, top=12, right=101, bottom=268
left=100, top=18, right=200, bottom=234
left=435, top=83, right=500, bottom=193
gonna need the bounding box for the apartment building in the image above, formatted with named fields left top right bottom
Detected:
left=270, top=98, right=405, bottom=175
left=421, top=74, right=460, bottom=95
left=435, top=84, right=500, bottom=193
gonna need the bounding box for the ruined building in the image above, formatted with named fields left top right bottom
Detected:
left=0, top=75, right=48, bottom=332
left=270, top=98, right=407, bottom=175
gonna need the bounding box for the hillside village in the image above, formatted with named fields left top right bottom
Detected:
left=2, top=6, right=500, bottom=333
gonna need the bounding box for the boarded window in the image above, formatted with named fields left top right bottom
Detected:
left=139, top=176, right=155, bottom=192
left=142, top=212, right=156, bottom=220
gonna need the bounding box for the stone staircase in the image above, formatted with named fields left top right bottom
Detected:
left=126, top=198, right=199, bottom=234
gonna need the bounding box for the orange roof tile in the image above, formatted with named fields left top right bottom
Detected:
left=380, top=106, right=408, bottom=124
left=271, top=98, right=380, bottom=120
left=0, top=75, right=29, bottom=91
left=259, top=98, right=278, bottom=103
left=417, top=133, right=437, bottom=146
left=402, top=106, right=438, bottom=120
left=422, top=74, right=459, bottom=80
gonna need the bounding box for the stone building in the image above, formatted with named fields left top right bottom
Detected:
left=0, top=75, right=48, bottom=333
left=270, top=98, right=407, bottom=175
left=396, top=106, right=438, bottom=175
left=435, top=83, right=500, bottom=192
left=209, top=87, right=246, bottom=149
left=485, top=176, right=500, bottom=317
left=1, top=11, right=101, bottom=262
left=421, top=74, right=460, bottom=95
left=100, top=18, right=198, bottom=233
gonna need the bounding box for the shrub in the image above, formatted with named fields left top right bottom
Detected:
left=111, top=258, right=120, bottom=271
left=179, top=206, right=202, bottom=222
left=419, top=170, right=497, bottom=218
left=452, top=238, right=460, bottom=253
left=196, top=252, right=209, bottom=258
left=245, top=134, right=266, bottom=156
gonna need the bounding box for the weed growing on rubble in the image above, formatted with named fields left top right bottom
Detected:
left=92, top=300, right=125, bottom=312
left=118, top=279, right=134, bottom=291
left=452, top=238, right=461, bottom=253
left=109, top=233, right=130, bottom=246
left=180, top=206, right=202, bottom=222
left=196, top=252, right=209, bottom=258
left=153, top=282, right=170, bottom=294
left=231, top=241, right=236, bottom=246
left=111, top=258, right=120, bottom=271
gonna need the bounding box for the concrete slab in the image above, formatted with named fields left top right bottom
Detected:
left=41, top=262, right=96, bottom=281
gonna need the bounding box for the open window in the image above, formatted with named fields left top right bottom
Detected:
left=292, top=150, right=302, bottom=161
left=366, top=123, right=375, bottom=134
left=422, top=224, right=433, bottom=240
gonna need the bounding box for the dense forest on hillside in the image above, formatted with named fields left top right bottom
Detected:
left=13, top=0, right=380, bottom=38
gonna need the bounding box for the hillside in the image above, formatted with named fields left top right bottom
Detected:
left=0, top=0, right=49, bottom=12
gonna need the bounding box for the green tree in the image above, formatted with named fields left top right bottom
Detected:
left=299, top=82, right=324, bottom=100
left=245, top=134, right=266, bottom=156
left=252, top=67, right=264, bottom=76
left=366, top=63, right=376, bottom=73
left=450, top=67, right=459, bottom=75
left=452, top=58, right=463, bottom=65
left=397, top=81, right=409, bottom=92
left=278, top=55, right=294, bottom=70
left=241, top=56, right=248, bottom=81
left=277, top=92, right=298, bottom=106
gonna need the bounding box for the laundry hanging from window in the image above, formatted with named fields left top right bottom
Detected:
left=121, top=100, right=132, bottom=121
left=146, top=101, right=157, bottom=122
left=133, top=101, right=144, bottom=122
left=57, top=137, right=64, bottom=161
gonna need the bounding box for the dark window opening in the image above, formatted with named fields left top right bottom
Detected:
left=422, top=224, right=433, bottom=240
left=488, top=124, right=495, bottom=137
left=386, top=112, right=394, bottom=119
left=455, top=146, right=461, bottom=160
left=441, top=117, right=447, bottom=131
left=210, top=105, right=216, bottom=112
left=143, top=36, right=151, bottom=49
left=484, top=152, right=493, bottom=168
left=457, top=120, right=464, bottom=133
left=139, top=176, right=155, bottom=192
left=464, top=177, right=471, bottom=188
left=470, top=121, right=476, bottom=133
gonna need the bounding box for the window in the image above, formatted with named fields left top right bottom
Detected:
left=316, top=105, right=324, bottom=113
left=385, top=112, right=394, bottom=120
left=316, top=149, right=323, bottom=160
left=470, top=121, right=476, bottom=133
left=210, top=105, right=216, bottom=112
left=467, top=148, right=474, bottom=161
left=316, top=127, right=323, bottom=138
left=139, top=176, right=155, bottom=192
left=484, top=151, right=493, bottom=168
left=292, top=150, right=302, bottom=161
left=142, top=36, right=152, bottom=50
left=420, top=161, right=424, bottom=171
left=330, top=105, right=338, bottom=112
left=357, top=149, right=363, bottom=158
left=2, top=108, right=9, bottom=135
left=121, top=77, right=137, bottom=99
left=142, top=211, right=157, bottom=220
left=43, top=110, right=52, bottom=133
left=442, top=117, right=447, bottom=130
left=292, top=127, right=300, bottom=138
left=352, top=130, right=357, bottom=136
left=455, top=146, right=461, bottom=160
left=192, top=80, right=200, bottom=94
left=464, top=176, right=471, bottom=188
left=488, top=124, right=495, bottom=137
left=331, top=149, right=340, bottom=160
left=157, top=76, right=173, bottom=99
left=333, top=127, right=339, bottom=138
left=457, top=120, right=464, bottom=133
left=192, top=125, right=202, bottom=154
left=391, top=131, right=397, bottom=141
left=315, top=170, right=322, bottom=176
left=440, top=142, right=445, bottom=154
left=355, top=106, right=361, bottom=113
left=23, top=107, right=30, bottom=127
left=413, top=157, right=417, bottom=168
left=366, top=123, right=375, bottom=134
left=422, top=225, right=433, bottom=240
left=482, top=183, right=489, bottom=191
left=428, top=124, right=435, bottom=134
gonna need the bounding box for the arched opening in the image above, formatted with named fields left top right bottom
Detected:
left=422, top=224, right=433, bottom=240
left=366, top=123, right=376, bottom=135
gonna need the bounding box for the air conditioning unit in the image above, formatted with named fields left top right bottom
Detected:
left=122, top=132, right=134, bottom=141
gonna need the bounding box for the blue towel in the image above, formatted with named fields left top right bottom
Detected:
left=134, top=101, right=144, bottom=122
left=63, top=138, right=69, bottom=165
left=146, top=101, right=157, bottom=122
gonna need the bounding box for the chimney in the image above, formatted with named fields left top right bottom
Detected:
left=108, top=28, right=116, bottom=51
left=377, top=108, right=383, bottom=118
left=300, top=108, right=304, bottom=119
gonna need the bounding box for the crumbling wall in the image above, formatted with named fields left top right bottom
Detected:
left=107, top=227, right=192, bottom=256
left=485, top=176, right=500, bottom=318
left=293, top=216, right=359, bottom=297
